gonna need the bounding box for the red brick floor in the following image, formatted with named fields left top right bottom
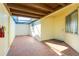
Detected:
left=7, top=36, right=58, bottom=56
left=7, top=36, right=79, bottom=56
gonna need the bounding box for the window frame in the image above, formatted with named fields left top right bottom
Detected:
left=65, top=9, right=78, bottom=34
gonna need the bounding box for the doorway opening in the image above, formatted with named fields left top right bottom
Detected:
left=30, top=20, right=41, bottom=40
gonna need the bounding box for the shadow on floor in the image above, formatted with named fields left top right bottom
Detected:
left=43, top=39, right=79, bottom=56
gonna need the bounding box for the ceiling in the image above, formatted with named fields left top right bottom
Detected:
left=7, top=3, right=70, bottom=19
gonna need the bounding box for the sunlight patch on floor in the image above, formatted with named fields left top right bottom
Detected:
left=50, top=47, right=63, bottom=56
left=45, top=42, right=68, bottom=55
left=45, top=42, right=68, bottom=51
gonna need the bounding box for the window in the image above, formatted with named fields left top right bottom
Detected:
left=65, top=10, right=78, bottom=34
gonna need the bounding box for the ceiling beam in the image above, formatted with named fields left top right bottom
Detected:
left=21, top=3, right=54, bottom=12
left=57, top=3, right=66, bottom=7
left=10, top=8, right=44, bottom=17
left=45, top=3, right=58, bottom=9
left=12, top=12, right=41, bottom=19
left=12, top=12, right=42, bottom=18
left=7, top=3, right=48, bottom=16
left=52, top=5, right=63, bottom=12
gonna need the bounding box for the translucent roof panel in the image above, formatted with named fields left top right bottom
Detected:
left=18, top=17, right=31, bottom=21
left=12, top=16, right=38, bottom=24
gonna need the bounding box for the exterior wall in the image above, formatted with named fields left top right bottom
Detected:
left=9, top=16, right=15, bottom=46
left=41, top=16, right=54, bottom=41
left=0, top=4, right=15, bottom=55
left=41, top=4, right=79, bottom=52
left=15, top=24, right=30, bottom=36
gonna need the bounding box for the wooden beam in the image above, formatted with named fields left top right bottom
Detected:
left=11, top=11, right=43, bottom=18
left=45, top=3, right=58, bottom=9
left=52, top=5, right=63, bottom=12
left=21, top=3, right=53, bottom=12
left=53, top=4, right=70, bottom=11
left=7, top=3, right=47, bottom=16
left=12, top=13, right=41, bottom=19
left=57, top=3, right=66, bottom=7
left=10, top=8, right=44, bottom=17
